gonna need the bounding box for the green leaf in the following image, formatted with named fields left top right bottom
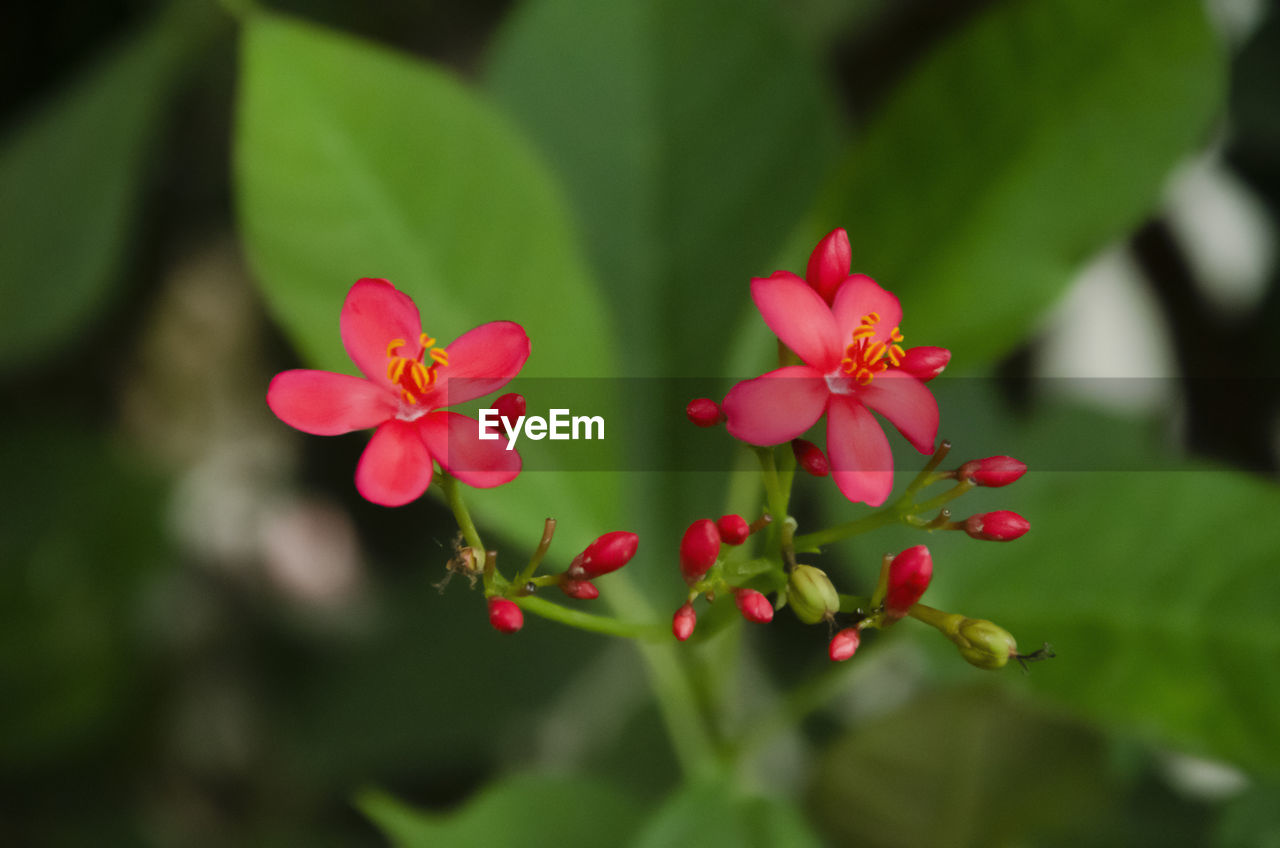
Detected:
left=358, top=774, right=645, bottom=848
left=0, top=4, right=216, bottom=374
left=629, top=777, right=823, bottom=848
left=235, top=13, right=620, bottom=535
left=815, top=0, right=1225, bottom=365
left=485, top=0, right=843, bottom=376
left=809, top=686, right=1112, bottom=848
left=947, top=465, right=1280, bottom=770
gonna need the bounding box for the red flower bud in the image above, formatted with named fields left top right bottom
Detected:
left=964, top=510, right=1030, bottom=541
left=679, top=518, right=721, bottom=583
left=672, top=603, right=697, bottom=642
left=885, top=545, right=932, bottom=619
left=494, top=392, right=526, bottom=426
left=576, top=530, right=639, bottom=577
left=791, top=438, right=829, bottom=477
left=829, top=628, right=861, bottom=662
left=686, top=398, right=724, bottom=428
left=716, top=514, right=750, bottom=546
left=734, top=588, right=773, bottom=623
left=488, top=597, right=523, bottom=633
left=805, top=228, right=852, bottom=304
left=560, top=579, right=599, bottom=600
left=897, top=346, right=951, bottom=382
left=957, top=455, right=1027, bottom=488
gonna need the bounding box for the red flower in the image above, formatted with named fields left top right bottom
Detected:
left=723, top=268, right=944, bottom=506
left=267, top=278, right=529, bottom=506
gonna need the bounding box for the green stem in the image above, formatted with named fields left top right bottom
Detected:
left=793, top=507, right=902, bottom=551
left=439, top=473, right=486, bottom=575
left=515, top=595, right=667, bottom=641
left=915, top=480, right=974, bottom=514
left=513, top=518, right=556, bottom=588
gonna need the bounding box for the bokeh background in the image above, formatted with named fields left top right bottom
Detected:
left=4, top=0, right=1280, bottom=845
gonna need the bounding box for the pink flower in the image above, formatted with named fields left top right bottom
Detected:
left=267, top=278, right=530, bottom=507
left=723, top=268, right=944, bottom=506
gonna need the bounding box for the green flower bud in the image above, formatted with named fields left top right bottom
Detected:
left=953, top=618, right=1017, bottom=670
left=788, top=565, right=839, bottom=624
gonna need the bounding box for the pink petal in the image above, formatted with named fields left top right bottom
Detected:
left=421, top=411, right=521, bottom=488
left=723, top=366, right=828, bottom=446
left=340, top=278, right=423, bottom=389
left=827, top=396, right=893, bottom=507
left=859, top=371, right=939, bottom=454
left=805, top=228, right=852, bottom=305
left=831, top=275, right=903, bottom=343
left=750, top=272, right=841, bottom=371
left=419, top=321, right=531, bottom=408
left=355, top=419, right=434, bottom=507
left=267, top=369, right=396, bottom=435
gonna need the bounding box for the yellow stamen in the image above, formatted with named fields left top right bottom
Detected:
left=429, top=349, right=450, bottom=365
left=419, top=333, right=436, bottom=348
left=386, top=338, right=406, bottom=357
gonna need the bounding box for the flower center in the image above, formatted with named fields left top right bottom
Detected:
left=837, top=312, right=905, bottom=386
left=386, top=333, right=449, bottom=404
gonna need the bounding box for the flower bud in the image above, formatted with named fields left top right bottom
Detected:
left=957, top=455, right=1027, bottom=488
left=734, top=588, right=773, bottom=623
left=885, top=545, right=932, bottom=619
left=897, top=346, right=951, bottom=382
left=686, top=398, right=724, bottom=428
left=787, top=565, right=840, bottom=624
left=560, top=579, right=599, bottom=600
left=494, top=392, right=526, bottom=427
left=805, top=228, right=852, bottom=304
left=953, top=618, right=1017, bottom=670
left=828, top=627, right=861, bottom=662
left=963, top=510, right=1030, bottom=541
left=487, top=597, right=523, bottom=633
left=576, top=530, right=639, bottom=577
left=716, top=514, right=750, bottom=546
left=679, top=518, right=721, bottom=583
left=791, top=438, right=829, bottom=477
left=672, top=603, right=697, bottom=642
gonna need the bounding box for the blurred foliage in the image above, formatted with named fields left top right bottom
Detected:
left=0, top=3, right=223, bottom=375
left=3, top=0, right=1278, bottom=845
left=817, top=0, right=1225, bottom=367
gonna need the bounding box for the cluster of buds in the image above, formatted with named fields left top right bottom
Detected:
left=482, top=522, right=639, bottom=634
left=672, top=513, right=772, bottom=641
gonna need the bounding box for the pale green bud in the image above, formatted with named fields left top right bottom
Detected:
left=953, top=618, right=1017, bottom=670
left=788, top=565, right=839, bottom=624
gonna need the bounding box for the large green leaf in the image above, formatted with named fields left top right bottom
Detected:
left=485, top=0, right=843, bottom=377
left=831, top=402, right=1280, bottom=770
left=235, top=13, right=620, bottom=536
left=0, top=4, right=217, bottom=374
left=629, top=776, right=823, bottom=848
left=816, top=0, right=1225, bottom=366
left=358, top=774, right=645, bottom=848
left=810, top=686, right=1112, bottom=848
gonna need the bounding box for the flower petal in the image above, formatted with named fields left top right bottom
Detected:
left=355, top=419, right=434, bottom=507
left=267, top=370, right=395, bottom=435
left=421, top=321, right=531, bottom=408
left=750, top=272, right=841, bottom=371
left=805, top=228, right=851, bottom=305
left=723, top=366, right=827, bottom=445
left=421, top=411, right=521, bottom=488
left=340, top=278, right=423, bottom=388
left=860, top=371, right=939, bottom=454
left=827, top=395, right=894, bottom=507
left=831, top=275, right=903, bottom=343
